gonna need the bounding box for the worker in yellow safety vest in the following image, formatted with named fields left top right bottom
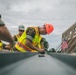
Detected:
left=13, top=23, right=54, bottom=53
left=0, top=39, right=3, bottom=51
left=13, top=25, right=25, bottom=43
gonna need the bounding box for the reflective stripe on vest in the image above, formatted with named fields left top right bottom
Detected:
left=17, top=42, right=36, bottom=52
left=0, top=42, right=3, bottom=51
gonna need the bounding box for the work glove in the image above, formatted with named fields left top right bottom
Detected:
left=39, top=49, right=45, bottom=54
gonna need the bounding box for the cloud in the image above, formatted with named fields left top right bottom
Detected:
left=9, top=0, right=56, bottom=12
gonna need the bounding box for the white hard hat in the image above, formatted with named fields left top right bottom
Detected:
left=18, top=25, right=25, bottom=30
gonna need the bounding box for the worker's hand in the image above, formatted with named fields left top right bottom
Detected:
left=38, top=49, right=45, bottom=54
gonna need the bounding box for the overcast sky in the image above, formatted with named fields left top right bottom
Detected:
left=0, top=0, right=76, bottom=49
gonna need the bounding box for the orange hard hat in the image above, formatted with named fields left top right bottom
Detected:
left=45, top=23, right=54, bottom=34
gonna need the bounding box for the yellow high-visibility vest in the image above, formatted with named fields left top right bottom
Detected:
left=0, top=41, right=3, bottom=51
left=14, top=34, right=21, bottom=41
left=15, top=27, right=42, bottom=52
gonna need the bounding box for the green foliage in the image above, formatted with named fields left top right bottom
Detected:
left=41, top=38, right=49, bottom=51
left=48, top=48, right=56, bottom=53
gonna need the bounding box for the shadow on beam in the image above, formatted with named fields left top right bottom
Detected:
left=0, top=52, right=37, bottom=68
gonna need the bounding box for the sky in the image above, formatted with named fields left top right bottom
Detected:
left=0, top=0, right=76, bottom=49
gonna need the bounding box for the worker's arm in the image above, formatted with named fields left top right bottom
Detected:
left=25, top=39, right=45, bottom=53
left=0, top=14, right=14, bottom=43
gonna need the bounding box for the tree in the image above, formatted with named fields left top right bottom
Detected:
left=40, top=38, right=49, bottom=51
left=48, top=48, right=56, bottom=53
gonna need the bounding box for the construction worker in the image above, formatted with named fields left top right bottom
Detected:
left=13, top=25, right=25, bottom=43
left=0, top=14, right=14, bottom=43
left=13, top=23, right=54, bottom=53
left=0, top=39, right=3, bottom=51
left=4, top=25, right=25, bottom=50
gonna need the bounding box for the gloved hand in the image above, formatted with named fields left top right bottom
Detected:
left=40, top=51, right=45, bottom=54
left=38, top=49, right=45, bottom=54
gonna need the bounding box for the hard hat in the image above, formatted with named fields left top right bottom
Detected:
left=18, top=25, right=25, bottom=30
left=45, top=23, right=54, bottom=34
